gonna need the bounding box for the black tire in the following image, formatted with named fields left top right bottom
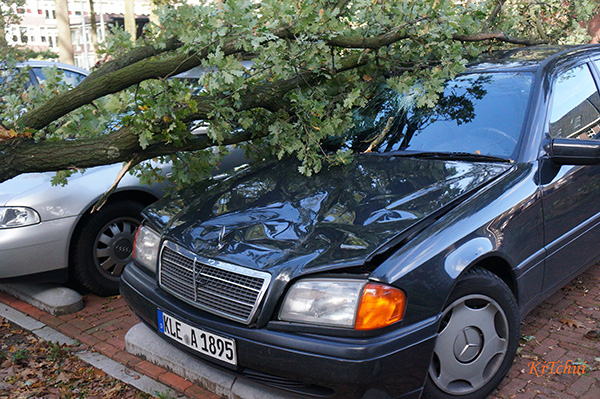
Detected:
left=423, top=268, right=519, bottom=399
left=71, top=201, right=145, bottom=296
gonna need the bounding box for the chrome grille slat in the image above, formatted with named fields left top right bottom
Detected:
left=158, top=241, right=271, bottom=324
left=196, top=286, right=257, bottom=307
left=197, top=273, right=262, bottom=293
left=197, top=281, right=258, bottom=303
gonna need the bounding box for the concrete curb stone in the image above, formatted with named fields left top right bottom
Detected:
left=0, top=283, right=83, bottom=315
left=125, top=323, right=304, bottom=399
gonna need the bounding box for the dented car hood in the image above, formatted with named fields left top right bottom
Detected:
left=144, top=155, right=511, bottom=273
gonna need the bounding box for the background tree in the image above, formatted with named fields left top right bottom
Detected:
left=55, top=0, right=74, bottom=64
left=0, top=0, right=597, bottom=187
left=89, top=0, right=98, bottom=52
left=0, top=0, right=25, bottom=57
left=124, top=0, right=136, bottom=42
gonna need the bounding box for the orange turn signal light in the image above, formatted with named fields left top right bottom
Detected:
left=354, top=283, right=406, bottom=330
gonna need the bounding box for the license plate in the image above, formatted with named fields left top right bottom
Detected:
left=157, top=309, right=237, bottom=365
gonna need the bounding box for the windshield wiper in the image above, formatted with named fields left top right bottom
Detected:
left=391, top=151, right=513, bottom=163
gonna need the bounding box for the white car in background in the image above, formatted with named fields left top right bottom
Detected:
left=0, top=61, right=167, bottom=296
left=0, top=61, right=250, bottom=296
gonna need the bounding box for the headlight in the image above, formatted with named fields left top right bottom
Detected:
left=133, top=225, right=161, bottom=272
left=0, top=207, right=40, bottom=228
left=279, top=278, right=406, bottom=330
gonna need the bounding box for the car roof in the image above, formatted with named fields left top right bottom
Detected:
left=16, top=60, right=89, bottom=76
left=465, top=44, right=599, bottom=73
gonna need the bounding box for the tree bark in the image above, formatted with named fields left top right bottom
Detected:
left=0, top=124, right=255, bottom=183
left=17, top=38, right=241, bottom=131
left=56, top=0, right=75, bottom=65
left=1, top=52, right=365, bottom=183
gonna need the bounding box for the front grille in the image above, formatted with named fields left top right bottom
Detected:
left=158, top=241, right=271, bottom=324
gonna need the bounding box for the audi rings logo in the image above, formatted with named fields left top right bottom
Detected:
left=116, top=245, right=131, bottom=253
left=114, top=243, right=133, bottom=259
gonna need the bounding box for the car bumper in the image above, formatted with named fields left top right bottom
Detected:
left=121, top=263, right=438, bottom=399
left=0, top=217, right=75, bottom=279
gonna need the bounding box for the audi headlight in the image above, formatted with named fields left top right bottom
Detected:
left=0, top=207, right=40, bottom=228
left=133, top=225, right=161, bottom=273
left=279, top=278, right=406, bottom=330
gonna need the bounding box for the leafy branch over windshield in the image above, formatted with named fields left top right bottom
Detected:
left=333, top=72, right=530, bottom=159
left=0, top=0, right=596, bottom=185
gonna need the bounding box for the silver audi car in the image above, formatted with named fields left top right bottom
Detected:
left=0, top=61, right=168, bottom=296
left=0, top=164, right=167, bottom=296
left=1, top=62, right=249, bottom=296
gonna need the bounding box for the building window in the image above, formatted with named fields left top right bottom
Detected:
left=549, top=65, right=600, bottom=140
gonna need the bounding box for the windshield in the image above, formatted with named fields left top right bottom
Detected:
left=332, top=72, right=533, bottom=159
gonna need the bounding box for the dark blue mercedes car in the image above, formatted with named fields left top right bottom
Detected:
left=121, top=45, right=600, bottom=399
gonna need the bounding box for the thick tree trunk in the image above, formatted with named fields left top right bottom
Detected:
left=1, top=53, right=364, bottom=183
left=0, top=6, right=6, bottom=49
left=56, top=0, right=75, bottom=65
left=589, top=13, right=600, bottom=43
left=0, top=126, right=256, bottom=183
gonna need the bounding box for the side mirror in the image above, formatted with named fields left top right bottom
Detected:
left=550, top=138, right=600, bottom=165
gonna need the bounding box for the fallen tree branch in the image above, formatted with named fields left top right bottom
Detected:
left=452, top=31, right=548, bottom=45
left=92, top=156, right=140, bottom=212
left=0, top=52, right=367, bottom=182
left=16, top=39, right=245, bottom=131
left=85, top=37, right=184, bottom=82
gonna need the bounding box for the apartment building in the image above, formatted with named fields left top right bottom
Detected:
left=6, top=0, right=152, bottom=68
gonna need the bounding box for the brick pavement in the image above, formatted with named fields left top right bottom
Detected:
left=492, top=264, right=600, bottom=399
left=1, top=264, right=599, bottom=399
left=0, top=291, right=216, bottom=399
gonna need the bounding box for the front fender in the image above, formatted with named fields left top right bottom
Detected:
left=369, top=162, right=543, bottom=326
left=443, top=237, right=495, bottom=280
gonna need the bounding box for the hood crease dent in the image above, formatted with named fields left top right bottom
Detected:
left=146, top=156, right=511, bottom=275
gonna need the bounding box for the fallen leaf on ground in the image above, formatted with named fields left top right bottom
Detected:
left=55, top=372, right=70, bottom=383
left=0, top=318, right=148, bottom=398
left=93, top=368, right=106, bottom=377
left=560, top=318, right=584, bottom=328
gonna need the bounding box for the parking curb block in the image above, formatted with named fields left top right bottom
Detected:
left=0, top=283, right=83, bottom=315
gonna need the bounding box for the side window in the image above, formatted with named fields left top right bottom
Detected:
left=31, top=67, right=86, bottom=87
left=549, top=64, right=600, bottom=140
left=62, top=70, right=86, bottom=86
